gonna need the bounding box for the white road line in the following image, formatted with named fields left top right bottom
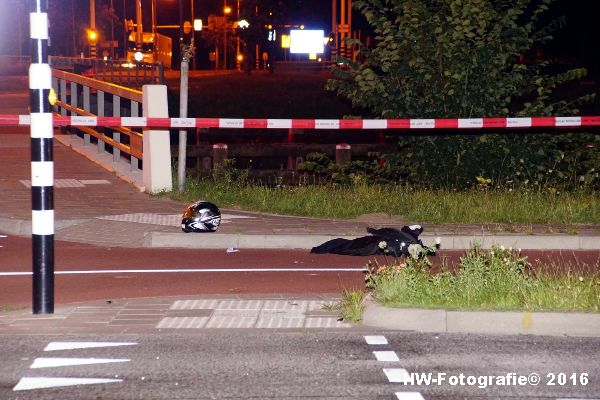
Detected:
left=395, top=393, right=425, bottom=400
left=383, top=368, right=411, bottom=383
left=13, top=377, right=122, bottom=391
left=0, top=267, right=364, bottom=276
left=31, top=357, right=130, bottom=369
left=44, top=342, right=138, bottom=351
left=364, top=335, right=388, bottom=345
left=373, top=351, right=400, bottom=362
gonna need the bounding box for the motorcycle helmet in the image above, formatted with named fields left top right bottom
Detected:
left=181, top=200, right=221, bottom=232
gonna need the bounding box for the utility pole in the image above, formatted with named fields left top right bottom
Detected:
left=236, top=0, right=240, bottom=70
left=90, top=0, right=97, bottom=57
left=177, top=0, right=194, bottom=193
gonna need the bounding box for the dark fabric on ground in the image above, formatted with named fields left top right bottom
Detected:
left=310, top=225, right=424, bottom=256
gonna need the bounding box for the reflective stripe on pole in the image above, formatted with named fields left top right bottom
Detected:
left=30, top=0, right=54, bottom=314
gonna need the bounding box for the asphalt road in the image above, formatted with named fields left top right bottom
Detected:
left=1, top=233, right=598, bottom=309
left=0, top=331, right=598, bottom=399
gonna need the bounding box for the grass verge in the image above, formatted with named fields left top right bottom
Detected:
left=166, top=177, right=599, bottom=225
left=365, top=246, right=600, bottom=313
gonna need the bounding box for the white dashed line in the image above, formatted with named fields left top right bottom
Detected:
left=395, top=393, right=425, bottom=400
left=44, top=342, right=138, bottom=351
left=13, top=377, right=122, bottom=391
left=31, top=357, right=130, bottom=369
left=383, top=368, right=411, bottom=383
left=364, top=335, right=388, bottom=345
left=373, top=351, right=400, bottom=362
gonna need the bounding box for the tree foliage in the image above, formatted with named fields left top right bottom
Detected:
left=327, top=0, right=594, bottom=118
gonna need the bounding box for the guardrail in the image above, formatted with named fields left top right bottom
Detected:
left=49, top=56, right=164, bottom=88
left=49, top=68, right=172, bottom=193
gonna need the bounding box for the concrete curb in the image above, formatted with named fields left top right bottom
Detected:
left=362, top=297, right=600, bottom=337
left=145, top=231, right=600, bottom=250
left=0, top=217, right=87, bottom=236
left=144, top=232, right=351, bottom=249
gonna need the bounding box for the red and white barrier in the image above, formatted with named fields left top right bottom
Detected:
left=1, top=115, right=600, bottom=129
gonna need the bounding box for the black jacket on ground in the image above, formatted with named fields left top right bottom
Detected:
left=310, top=225, right=424, bottom=256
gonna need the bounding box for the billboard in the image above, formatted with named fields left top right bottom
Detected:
left=290, top=30, right=325, bottom=54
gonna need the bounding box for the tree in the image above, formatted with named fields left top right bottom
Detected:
left=327, top=0, right=594, bottom=118
left=325, top=0, right=598, bottom=189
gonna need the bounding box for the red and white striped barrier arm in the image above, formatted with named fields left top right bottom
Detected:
left=1, top=115, right=600, bottom=129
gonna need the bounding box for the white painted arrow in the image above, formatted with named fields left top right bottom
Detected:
left=31, top=357, right=130, bottom=369
left=44, top=342, right=137, bottom=351
left=13, top=377, right=122, bottom=391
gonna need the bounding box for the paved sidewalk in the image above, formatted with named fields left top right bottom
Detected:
left=2, top=294, right=599, bottom=337
left=0, top=295, right=354, bottom=335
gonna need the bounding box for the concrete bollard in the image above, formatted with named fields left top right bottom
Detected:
left=335, top=143, right=352, bottom=166
left=287, top=155, right=296, bottom=170
left=201, top=156, right=212, bottom=175
left=212, top=143, right=228, bottom=174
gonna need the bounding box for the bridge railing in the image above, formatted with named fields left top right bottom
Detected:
left=51, top=68, right=172, bottom=193
left=49, top=56, right=164, bottom=89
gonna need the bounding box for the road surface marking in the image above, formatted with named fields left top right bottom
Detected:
left=0, top=267, right=364, bottom=276
left=365, top=335, right=388, bottom=345
left=44, top=342, right=137, bottom=351
left=13, top=377, right=122, bottom=391
left=79, top=180, right=110, bottom=185
left=395, top=393, right=425, bottom=400
left=373, top=351, right=400, bottom=362
left=31, top=357, right=130, bottom=368
left=383, top=368, right=411, bottom=383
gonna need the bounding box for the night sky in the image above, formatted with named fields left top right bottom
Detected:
left=0, top=0, right=598, bottom=76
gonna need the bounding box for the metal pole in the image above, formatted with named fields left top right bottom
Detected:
left=224, top=0, right=227, bottom=70
left=177, top=0, right=193, bottom=193
left=236, top=0, right=240, bottom=70
left=30, top=0, right=55, bottom=314
left=190, top=0, right=195, bottom=70
left=110, top=0, right=115, bottom=58
left=90, top=0, right=97, bottom=57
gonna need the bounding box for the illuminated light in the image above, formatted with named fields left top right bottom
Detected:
left=134, top=52, right=143, bottom=62
left=290, top=29, right=324, bottom=54
left=238, top=19, right=249, bottom=29
left=87, top=29, right=97, bottom=41
left=183, top=21, right=193, bottom=34
left=281, top=34, right=290, bottom=49
left=309, top=53, right=317, bottom=60
left=194, top=19, right=203, bottom=31
left=237, top=54, right=244, bottom=61
left=318, top=57, right=322, bottom=62
left=103, top=56, right=108, bottom=61
left=48, top=88, right=57, bottom=106
left=224, top=6, right=232, bottom=14
left=300, top=25, right=305, bottom=29
left=267, top=24, right=272, bottom=30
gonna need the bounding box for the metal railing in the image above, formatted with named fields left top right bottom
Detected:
left=49, top=56, right=164, bottom=89
left=51, top=68, right=144, bottom=170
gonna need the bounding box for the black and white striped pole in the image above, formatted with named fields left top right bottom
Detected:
left=29, top=0, right=54, bottom=314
